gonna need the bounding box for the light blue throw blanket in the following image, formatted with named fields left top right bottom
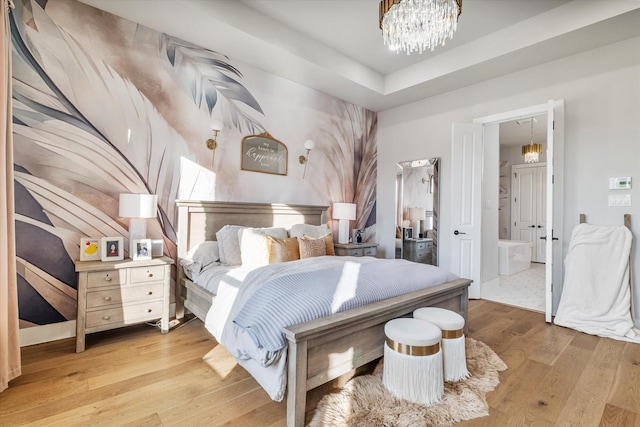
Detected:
left=233, top=259, right=458, bottom=352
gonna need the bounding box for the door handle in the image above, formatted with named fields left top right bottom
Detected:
left=540, top=233, right=559, bottom=241
left=528, top=225, right=536, bottom=228
left=453, top=230, right=466, bottom=235
left=537, top=225, right=542, bottom=228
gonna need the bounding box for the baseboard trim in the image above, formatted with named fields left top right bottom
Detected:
left=19, top=303, right=177, bottom=347
left=20, top=321, right=76, bottom=347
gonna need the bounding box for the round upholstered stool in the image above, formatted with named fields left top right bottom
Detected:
left=382, top=318, right=444, bottom=405
left=413, top=307, right=470, bottom=382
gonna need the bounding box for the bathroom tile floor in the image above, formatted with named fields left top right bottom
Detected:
left=482, top=262, right=545, bottom=312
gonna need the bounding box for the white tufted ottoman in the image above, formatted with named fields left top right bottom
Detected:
left=382, top=318, right=443, bottom=405
left=413, top=307, right=470, bottom=382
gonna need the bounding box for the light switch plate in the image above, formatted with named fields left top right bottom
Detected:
left=608, top=194, right=631, bottom=206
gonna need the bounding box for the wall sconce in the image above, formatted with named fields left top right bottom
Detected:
left=298, top=139, right=315, bottom=178
left=206, top=119, right=224, bottom=167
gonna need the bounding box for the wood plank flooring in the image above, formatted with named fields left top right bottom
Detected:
left=1, top=300, right=639, bottom=426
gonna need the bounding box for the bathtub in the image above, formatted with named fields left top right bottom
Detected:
left=498, top=240, right=532, bottom=276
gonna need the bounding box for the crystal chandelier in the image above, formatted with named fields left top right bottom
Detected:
left=521, top=118, right=542, bottom=164
left=379, top=0, right=462, bottom=54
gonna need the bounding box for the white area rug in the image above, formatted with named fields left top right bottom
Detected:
left=310, top=338, right=507, bottom=427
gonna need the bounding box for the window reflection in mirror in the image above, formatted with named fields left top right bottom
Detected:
left=395, top=158, right=439, bottom=265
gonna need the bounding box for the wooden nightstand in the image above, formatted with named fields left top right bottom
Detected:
left=403, top=238, right=433, bottom=264
left=75, top=256, right=174, bottom=352
left=333, top=242, right=378, bottom=257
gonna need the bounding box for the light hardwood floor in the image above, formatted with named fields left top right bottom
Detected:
left=1, top=300, right=639, bottom=426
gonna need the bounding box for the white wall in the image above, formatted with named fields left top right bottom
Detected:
left=378, top=36, right=640, bottom=326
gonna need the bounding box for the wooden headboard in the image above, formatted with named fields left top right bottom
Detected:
left=175, top=201, right=329, bottom=259
left=174, top=201, right=328, bottom=319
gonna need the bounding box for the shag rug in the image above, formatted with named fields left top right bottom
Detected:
left=310, top=338, right=507, bottom=427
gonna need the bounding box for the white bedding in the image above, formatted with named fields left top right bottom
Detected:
left=199, top=256, right=458, bottom=402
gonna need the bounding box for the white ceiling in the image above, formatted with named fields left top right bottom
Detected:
left=80, top=0, right=640, bottom=112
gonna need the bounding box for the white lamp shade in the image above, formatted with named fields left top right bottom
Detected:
left=333, top=203, right=356, bottom=220
left=119, top=194, right=158, bottom=218
left=211, top=119, right=224, bottom=131
left=409, top=207, right=425, bottom=221
left=304, top=139, right=315, bottom=150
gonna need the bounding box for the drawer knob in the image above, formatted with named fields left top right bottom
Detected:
left=147, top=309, right=152, bottom=313
left=104, top=275, right=112, bottom=282
left=102, top=315, right=110, bottom=320
left=104, top=296, right=112, bottom=301
left=147, top=272, right=153, bottom=277
left=148, top=291, right=153, bottom=295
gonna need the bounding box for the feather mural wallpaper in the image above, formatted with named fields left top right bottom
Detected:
left=10, top=0, right=377, bottom=329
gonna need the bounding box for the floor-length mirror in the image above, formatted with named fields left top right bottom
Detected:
left=395, top=158, right=439, bottom=265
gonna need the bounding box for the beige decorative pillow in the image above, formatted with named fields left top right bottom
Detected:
left=299, top=236, right=327, bottom=259
left=320, top=233, right=335, bottom=256
left=266, top=236, right=300, bottom=264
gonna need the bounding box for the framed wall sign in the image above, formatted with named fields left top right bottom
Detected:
left=101, top=236, right=124, bottom=261
left=79, top=238, right=101, bottom=261
left=241, top=132, right=288, bottom=175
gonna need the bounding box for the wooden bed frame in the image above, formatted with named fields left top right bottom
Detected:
left=175, top=200, right=471, bottom=427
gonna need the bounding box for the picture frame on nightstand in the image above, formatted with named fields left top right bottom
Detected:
left=79, top=237, right=101, bottom=261
left=132, top=238, right=152, bottom=261
left=101, top=236, right=124, bottom=261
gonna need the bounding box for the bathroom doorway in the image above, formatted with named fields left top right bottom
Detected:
left=485, top=115, right=547, bottom=312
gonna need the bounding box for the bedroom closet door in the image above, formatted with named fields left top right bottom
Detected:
left=511, top=163, right=546, bottom=262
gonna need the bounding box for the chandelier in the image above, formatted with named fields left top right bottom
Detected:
left=521, top=118, right=542, bottom=164
left=379, top=0, right=462, bottom=54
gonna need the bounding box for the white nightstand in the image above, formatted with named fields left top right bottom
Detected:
left=333, top=242, right=378, bottom=257
left=75, top=256, right=174, bottom=352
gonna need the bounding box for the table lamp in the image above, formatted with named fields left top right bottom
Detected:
left=333, top=202, right=356, bottom=244
left=409, top=207, right=425, bottom=238
left=119, top=193, right=158, bottom=258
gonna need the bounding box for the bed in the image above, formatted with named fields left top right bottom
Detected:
left=175, top=200, right=471, bottom=427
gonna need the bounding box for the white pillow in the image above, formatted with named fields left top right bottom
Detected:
left=180, top=241, right=220, bottom=281
left=289, top=223, right=331, bottom=239
left=239, top=227, right=289, bottom=269
left=216, top=225, right=246, bottom=265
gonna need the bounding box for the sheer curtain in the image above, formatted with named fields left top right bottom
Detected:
left=1, top=0, right=21, bottom=393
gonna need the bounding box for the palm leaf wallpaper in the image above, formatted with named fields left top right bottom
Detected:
left=10, top=0, right=377, bottom=328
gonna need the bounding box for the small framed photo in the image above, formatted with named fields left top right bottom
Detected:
left=353, top=229, right=365, bottom=244
left=132, top=239, right=152, bottom=261
left=101, top=237, right=124, bottom=261
left=79, top=238, right=101, bottom=261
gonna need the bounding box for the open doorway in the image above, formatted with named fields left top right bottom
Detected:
left=452, top=99, right=565, bottom=322
left=482, top=114, right=548, bottom=312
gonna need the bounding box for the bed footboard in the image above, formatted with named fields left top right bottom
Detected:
left=282, top=278, right=471, bottom=427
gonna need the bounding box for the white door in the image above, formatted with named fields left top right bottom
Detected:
left=535, top=166, right=547, bottom=262
left=512, top=166, right=537, bottom=243
left=511, top=164, right=547, bottom=262
left=450, top=123, right=483, bottom=298
left=544, top=100, right=555, bottom=322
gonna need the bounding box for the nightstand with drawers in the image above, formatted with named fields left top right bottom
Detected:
left=403, top=238, right=433, bottom=264
left=333, top=242, right=378, bottom=257
left=75, top=256, right=174, bottom=352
